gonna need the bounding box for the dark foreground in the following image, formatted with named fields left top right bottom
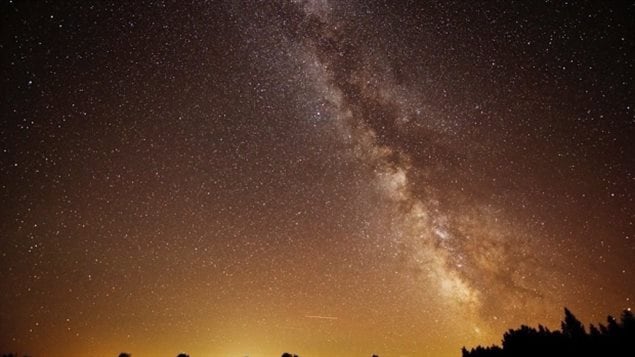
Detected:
left=463, top=308, right=634, bottom=357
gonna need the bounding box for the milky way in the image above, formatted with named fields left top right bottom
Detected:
left=294, top=0, right=516, bottom=314
left=1, top=1, right=633, bottom=356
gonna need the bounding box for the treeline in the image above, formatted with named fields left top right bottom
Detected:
left=463, top=308, right=634, bottom=357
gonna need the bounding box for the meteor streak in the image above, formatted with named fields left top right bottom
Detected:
left=304, top=315, right=339, bottom=320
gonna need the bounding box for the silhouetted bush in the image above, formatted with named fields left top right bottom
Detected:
left=462, top=308, right=635, bottom=357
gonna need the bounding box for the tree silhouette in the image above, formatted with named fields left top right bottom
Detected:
left=463, top=308, right=635, bottom=356
left=118, top=354, right=131, bottom=357
left=281, top=353, right=298, bottom=357
left=561, top=307, right=585, bottom=338
left=176, top=354, right=189, bottom=357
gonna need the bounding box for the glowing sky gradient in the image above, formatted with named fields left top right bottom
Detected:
left=1, top=1, right=633, bottom=356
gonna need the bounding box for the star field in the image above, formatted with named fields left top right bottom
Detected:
left=1, top=1, right=633, bottom=356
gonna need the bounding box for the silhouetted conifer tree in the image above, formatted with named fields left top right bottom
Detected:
left=561, top=308, right=585, bottom=338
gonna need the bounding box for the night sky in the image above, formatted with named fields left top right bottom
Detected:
left=1, top=1, right=633, bottom=356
